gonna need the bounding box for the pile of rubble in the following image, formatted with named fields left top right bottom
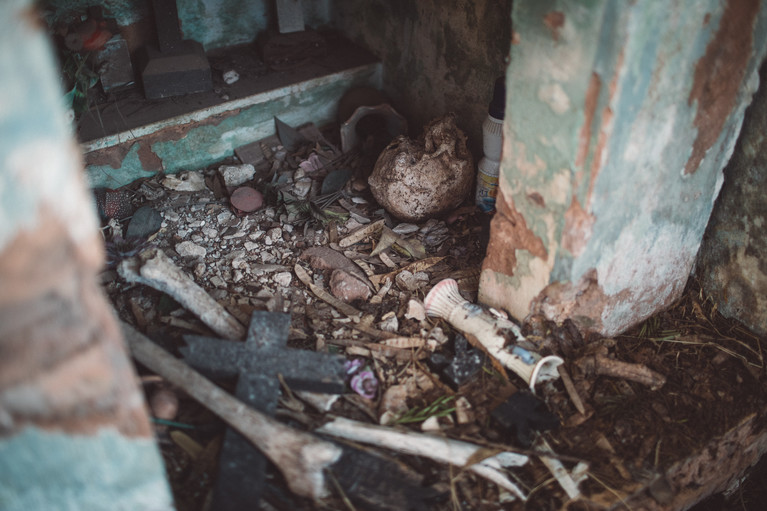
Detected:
left=100, top=119, right=766, bottom=511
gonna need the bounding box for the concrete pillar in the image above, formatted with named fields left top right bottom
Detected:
left=479, top=0, right=767, bottom=336
left=0, top=1, right=173, bottom=509
left=698, top=61, right=767, bottom=336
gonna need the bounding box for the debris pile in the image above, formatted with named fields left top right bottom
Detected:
left=101, top=117, right=766, bottom=510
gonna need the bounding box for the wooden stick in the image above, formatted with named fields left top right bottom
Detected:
left=118, top=248, right=246, bottom=340
left=121, top=321, right=340, bottom=500
left=577, top=354, right=666, bottom=390
left=316, top=417, right=529, bottom=501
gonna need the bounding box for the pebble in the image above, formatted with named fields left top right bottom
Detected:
left=217, top=211, right=233, bottom=224
left=329, top=270, right=371, bottom=303
left=223, top=70, right=240, bottom=85
left=244, top=241, right=259, bottom=251
left=202, top=227, right=218, bottom=238
left=274, top=271, right=293, bottom=288
left=194, top=263, right=206, bottom=278
left=176, top=241, right=207, bottom=258
left=163, top=210, right=181, bottom=222
left=210, top=275, right=226, bottom=288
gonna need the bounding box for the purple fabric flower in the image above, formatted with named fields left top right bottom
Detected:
left=350, top=370, right=378, bottom=399
left=344, top=358, right=364, bottom=375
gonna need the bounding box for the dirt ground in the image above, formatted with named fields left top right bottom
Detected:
left=100, top=126, right=767, bottom=511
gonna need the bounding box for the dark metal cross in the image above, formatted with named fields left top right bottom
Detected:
left=181, top=310, right=346, bottom=510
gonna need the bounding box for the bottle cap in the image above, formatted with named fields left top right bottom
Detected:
left=488, top=76, right=506, bottom=120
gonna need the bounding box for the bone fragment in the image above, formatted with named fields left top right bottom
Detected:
left=317, top=416, right=529, bottom=500
left=118, top=248, right=245, bottom=340
left=121, top=321, right=340, bottom=500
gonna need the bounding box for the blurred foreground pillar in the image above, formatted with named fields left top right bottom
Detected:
left=0, top=1, right=174, bottom=509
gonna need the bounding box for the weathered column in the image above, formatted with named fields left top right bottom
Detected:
left=698, top=61, right=767, bottom=336
left=0, top=1, right=173, bottom=509
left=479, top=0, right=767, bottom=336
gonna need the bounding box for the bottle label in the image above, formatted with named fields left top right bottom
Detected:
left=475, top=170, right=499, bottom=212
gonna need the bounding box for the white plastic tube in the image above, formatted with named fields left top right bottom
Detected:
left=424, top=279, right=562, bottom=392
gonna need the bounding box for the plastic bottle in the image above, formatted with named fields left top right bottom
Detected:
left=475, top=77, right=506, bottom=213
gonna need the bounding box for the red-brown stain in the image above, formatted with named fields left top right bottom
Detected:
left=482, top=190, right=548, bottom=277
left=137, top=141, right=163, bottom=171
left=0, top=209, right=153, bottom=438
left=685, top=0, right=759, bottom=175
left=562, top=195, right=595, bottom=257
left=543, top=11, right=566, bottom=41
left=576, top=72, right=602, bottom=168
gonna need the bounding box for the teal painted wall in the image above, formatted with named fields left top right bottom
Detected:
left=480, top=0, right=767, bottom=336
left=331, top=0, right=512, bottom=159
left=43, top=0, right=332, bottom=50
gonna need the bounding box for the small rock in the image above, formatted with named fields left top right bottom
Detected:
left=244, top=241, right=259, bottom=251
left=274, top=271, right=293, bottom=288
left=379, top=311, right=399, bottom=332
left=421, top=415, right=442, bottom=432
left=176, top=241, right=206, bottom=258
left=126, top=206, right=163, bottom=239
left=329, top=269, right=371, bottom=303
left=455, top=396, right=475, bottom=425
left=202, top=227, right=218, bottom=238
left=223, top=69, right=240, bottom=84
left=150, top=388, right=179, bottom=421
left=293, top=178, right=312, bottom=198
left=378, top=384, right=409, bottom=425
left=162, top=170, right=206, bottom=192
left=163, top=210, right=180, bottom=222
left=405, top=299, right=426, bottom=321
left=230, top=187, right=263, bottom=213
left=219, top=164, right=255, bottom=187
left=217, top=210, right=234, bottom=224
left=210, top=275, right=226, bottom=288
left=267, top=227, right=283, bottom=242
left=194, top=263, right=206, bottom=278
left=393, top=223, right=420, bottom=235
left=395, top=270, right=426, bottom=291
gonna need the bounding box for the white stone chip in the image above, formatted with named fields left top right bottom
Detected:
left=274, top=271, right=293, bottom=288
left=219, top=163, right=255, bottom=187
left=175, top=241, right=207, bottom=258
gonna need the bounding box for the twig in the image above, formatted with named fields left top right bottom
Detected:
left=121, top=321, right=341, bottom=500
left=576, top=354, right=666, bottom=390
left=118, top=248, right=245, bottom=340
left=317, top=417, right=529, bottom=500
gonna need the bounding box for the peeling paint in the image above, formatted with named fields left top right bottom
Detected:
left=481, top=0, right=767, bottom=336
left=685, top=0, right=759, bottom=175
left=543, top=11, right=566, bottom=41
left=576, top=72, right=601, bottom=168
left=561, top=196, right=594, bottom=257
left=483, top=195, right=548, bottom=278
